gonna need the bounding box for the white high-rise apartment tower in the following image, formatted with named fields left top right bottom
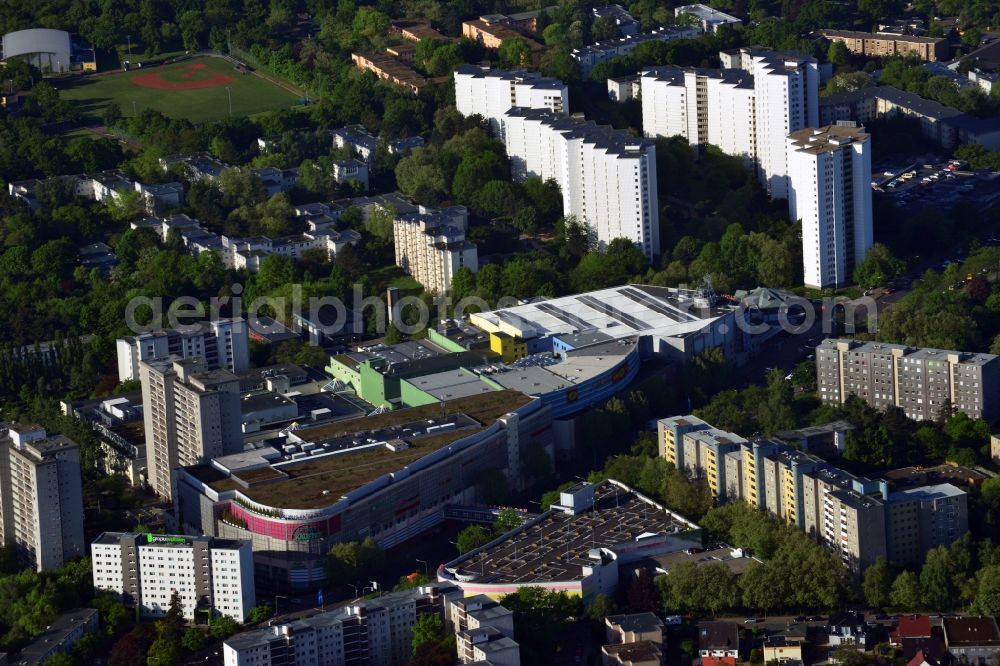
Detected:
left=0, top=425, right=84, bottom=572
left=502, top=108, right=659, bottom=259
left=454, top=65, right=569, bottom=137
left=750, top=52, right=820, bottom=199
left=640, top=66, right=756, bottom=165
left=787, top=124, right=873, bottom=289
left=91, top=532, right=255, bottom=622
left=640, top=51, right=819, bottom=199
left=116, top=318, right=249, bottom=383
left=139, top=357, right=242, bottom=499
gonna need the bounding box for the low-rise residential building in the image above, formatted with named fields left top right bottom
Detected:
left=607, top=75, right=640, bottom=101
left=8, top=609, right=98, bottom=666
left=81, top=169, right=133, bottom=202
left=699, top=622, right=741, bottom=659
left=828, top=612, right=877, bottom=648
left=992, top=433, right=1000, bottom=463
left=602, top=641, right=663, bottom=665
left=331, top=158, right=369, bottom=190
left=134, top=180, right=184, bottom=214
left=332, top=124, right=378, bottom=164
left=816, top=339, right=1000, bottom=422
left=474, top=7, right=556, bottom=34
left=251, top=166, right=300, bottom=196
left=130, top=213, right=361, bottom=273
left=606, top=613, right=665, bottom=645
left=351, top=52, right=428, bottom=95
left=572, top=26, right=702, bottom=76
left=92, top=532, right=255, bottom=622
left=461, top=18, right=546, bottom=65
left=817, top=29, right=948, bottom=61
left=160, top=152, right=227, bottom=181
left=891, top=615, right=933, bottom=647
left=387, top=136, right=425, bottom=155
left=818, top=85, right=1000, bottom=151
left=763, top=635, right=804, bottom=663
left=391, top=19, right=447, bottom=43
left=0, top=425, right=84, bottom=572
left=592, top=4, right=640, bottom=37
left=223, top=583, right=461, bottom=666
left=675, top=4, right=742, bottom=32
left=603, top=613, right=664, bottom=666
left=942, top=617, right=1000, bottom=664
left=60, top=394, right=147, bottom=485
left=967, top=68, right=1000, bottom=94
left=7, top=171, right=182, bottom=215
left=393, top=204, right=478, bottom=294
left=78, top=241, right=118, bottom=273
left=773, top=420, right=854, bottom=457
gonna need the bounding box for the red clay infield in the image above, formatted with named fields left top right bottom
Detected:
left=130, top=62, right=235, bottom=90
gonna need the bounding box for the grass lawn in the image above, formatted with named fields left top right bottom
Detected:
left=57, top=56, right=301, bottom=123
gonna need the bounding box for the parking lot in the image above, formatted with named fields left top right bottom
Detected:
left=873, top=159, right=1000, bottom=211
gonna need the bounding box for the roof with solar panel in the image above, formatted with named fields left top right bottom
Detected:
left=469, top=284, right=734, bottom=343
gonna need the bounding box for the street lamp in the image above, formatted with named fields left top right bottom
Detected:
left=126, top=34, right=132, bottom=65
left=415, top=559, right=429, bottom=577
left=225, top=86, right=233, bottom=117
left=347, top=583, right=359, bottom=598
left=274, top=594, right=288, bottom=615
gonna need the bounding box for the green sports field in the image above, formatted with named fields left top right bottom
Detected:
left=57, top=56, right=301, bottom=123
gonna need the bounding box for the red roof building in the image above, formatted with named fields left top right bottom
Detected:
left=892, top=615, right=933, bottom=645
left=701, top=657, right=738, bottom=666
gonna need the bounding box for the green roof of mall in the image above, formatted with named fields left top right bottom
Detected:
left=185, top=390, right=533, bottom=509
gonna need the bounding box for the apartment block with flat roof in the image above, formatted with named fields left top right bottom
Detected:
left=92, top=532, right=255, bottom=622
left=0, top=425, right=83, bottom=572
left=658, top=414, right=711, bottom=470
left=445, top=595, right=519, bottom=664
left=761, top=448, right=824, bottom=528
left=223, top=584, right=461, bottom=666
left=822, top=486, right=887, bottom=572
left=787, top=123, right=874, bottom=289
left=393, top=205, right=478, bottom=295
left=640, top=65, right=756, bottom=166
left=116, top=318, right=249, bottom=383
left=140, top=357, right=242, bottom=499
left=502, top=108, right=659, bottom=259
left=817, top=29, right=948, bottom=61
left=816, top=339, right=1000, bottom=422
left=657, top=415, right=967, bottom=573
left=681, top=428, right=746, bottom=500
left=751, top=52, right=821, bottom=199
left=639, top=49, right=819, bottom=200
left=887, top=484, right=969, bottom=567
left=454, top=65, right=568, bottom=138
